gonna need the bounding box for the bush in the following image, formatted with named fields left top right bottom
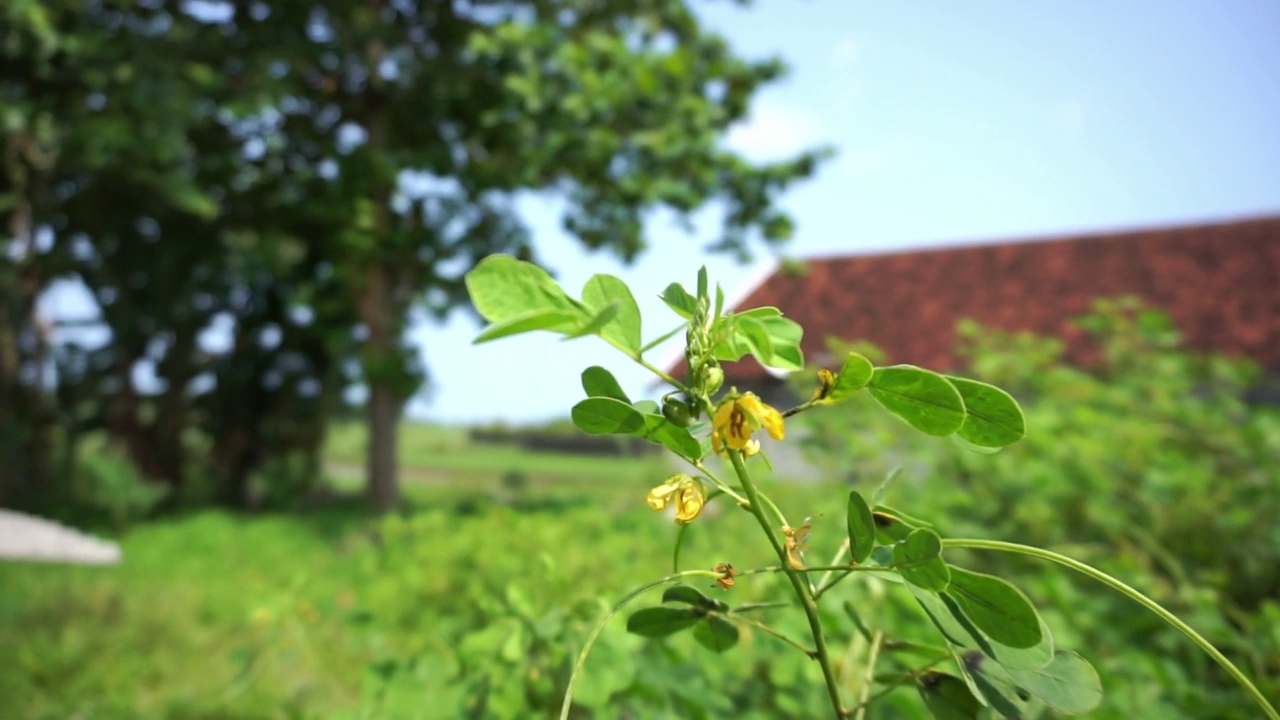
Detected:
left=794, top=299, right=1280, bottom=717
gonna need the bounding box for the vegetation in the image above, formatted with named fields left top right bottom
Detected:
left=3, top=299, right=1276, bottom=718
left=1, top=0, right=826, bottom=512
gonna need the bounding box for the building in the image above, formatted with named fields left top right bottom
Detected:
left=675, top=214, right=1280, bottom=407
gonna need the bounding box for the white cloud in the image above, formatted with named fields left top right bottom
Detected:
left=726, top=99, right=830, bottom=162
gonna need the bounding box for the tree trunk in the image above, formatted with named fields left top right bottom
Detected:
left=359, top=258, right=403, bottom=512
left=365, top=374, right=402, bottom=512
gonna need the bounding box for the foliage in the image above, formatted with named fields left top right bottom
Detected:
left=461, top=261, right=1259, bottom=720
left=0, top=0, right=828, bottom=511
left=795, top=297, right=1280, bottom=717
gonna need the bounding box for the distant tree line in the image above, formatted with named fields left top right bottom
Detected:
left=0, top=0, right=827, bottom=512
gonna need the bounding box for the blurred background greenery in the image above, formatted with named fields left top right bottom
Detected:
left=3, top=302, right=1278, bottom=718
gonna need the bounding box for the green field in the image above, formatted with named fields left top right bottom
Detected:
left=3, top=408, right=1277, bottom=719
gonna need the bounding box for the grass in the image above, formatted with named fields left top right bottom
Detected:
left=0, top=430, right=845, bottom=719
left=323, top=421, right=671, bottom=488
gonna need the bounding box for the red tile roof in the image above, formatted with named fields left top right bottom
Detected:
left=686, top=214, right=1280, bottom=383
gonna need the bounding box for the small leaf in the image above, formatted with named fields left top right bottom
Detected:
left=1006, top=651, right=1102, bottom=714
left=825, top=352, right=874, bottom=403
left=911, top=587, right=1053, bottom=671
left=918, top=672, right=984, bottom=720
left=692, top=615, right=739, bottom=653
left=846, top=491, right=877, bottom=563
left=662, top=585, right=727, bottom=612
left=757, top=316, right=805, bottom=370
left=947, top=376, right=1026, bottom=448
left=581, top=274, right=642, bottom=353
left=868, top=365, right=966, bottom=436
left=696, top=266, right=709, bottom=299
left=563, top=301, right=620, bottom=340
left=581, top=366, right=630, bottom=403
left=626, top=607, right=700, bottom=638
left=947, top=567, right=1042, bottom=650
left=634, top=414, right=703, bottom=461
left=736, top=316, right=775, bottom=365
left=474, top=308, right=582, bottom=344
left=872, top=504, right=928, bottom=545
left=660, top=282, right=697, bottom=319
left=465, top=255, right=582, bottom=323
left=894, top=528, right=951, bottom=592
left=571, top=398, right=645, bottom=435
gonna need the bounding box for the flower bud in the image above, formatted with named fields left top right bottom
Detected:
left=701, top=365, right=724, bottom=395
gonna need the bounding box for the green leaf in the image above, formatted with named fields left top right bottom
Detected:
left=868, top=365, right=966, bottom=436
left=625, top=607, right=700, bottom=638
left=846, top=491, right=877, bottom=563
left=564, top=301, right=620, bottom=339
left=473, top=308, right=582, bottom=344
left=581, top=274, right=643, bottom=353
left=946, top=567, right=1042, bottom=650
left=465, top=255, right=582, bottom=323
left=894, top=528, right=951, bottom=592
left=947, top=376, right=1027, bottom=448
left=633, top=414, right=703, bottom=461
left=911, top=587, right=1053, bottom=672
left=826, top=352, right=874, bottom=403
left=872, top=504, right=928, bottom=545
left=660, top=282, right=697, bottom=319
left=571, top=398, right=645, bottom=435
left=696, top=266, right=709, bottom=299
left=1006, top=651, right=1102, bottom=714
left=918, top=673, right=984, bottom=720
left=736, top=307, right=782, bottom=319
left=581, top=366, right=630, bottom=403
left=692, top=616, right=739, bottom=653
left=968, top=661, right=1032, bottom=717
left=662, top=585, right=727, bottom=612
left=736, top=316, right=775, bottom=365
left=757, top=316, right=805, bottom=370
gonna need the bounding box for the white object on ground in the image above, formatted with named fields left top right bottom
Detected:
left=0, top=509, right=122, bottom=565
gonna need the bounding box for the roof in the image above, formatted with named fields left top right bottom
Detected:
left=678, top=213, right=1280, bottom=383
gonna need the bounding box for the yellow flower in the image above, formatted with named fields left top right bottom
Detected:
left=646, top=474, right=706, bottom=524
left=711, top=392, right=785, bottom=457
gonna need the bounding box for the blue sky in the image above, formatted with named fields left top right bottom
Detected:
left=412, top=0, right=1280, bottom=424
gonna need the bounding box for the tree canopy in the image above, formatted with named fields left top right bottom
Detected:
left=1, top=0, right=828, bottom=511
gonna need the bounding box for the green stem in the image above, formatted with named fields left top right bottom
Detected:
left=846, top=652, right=951, bottom=714
left=559, top=570, right=718, bottom=720
left=730, top=450, right=846, bottom=719
left=852, top=630, right=883, bottom=720
left=945, top=538, right=1280, bottom=720
left=634, top=354, right=688, bottom=392
left=692, top=461, right=748, bottom=505
left=726, top=614, right=816, bottom=658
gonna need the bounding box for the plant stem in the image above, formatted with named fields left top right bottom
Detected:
left=634, top=354, right=688, bottom=391
left=945, top=538, right=1280, bottom=720
left=845, top=652, right=951, bottom=714
left=559, top=570, right=719, bottom=720
left=851, top=631, right=883, bottom=720
left=726, top=614, right=816, bottom=658
left=730, top=450, right=846, bottom=719
left=814, top=540, right=850, bottom=596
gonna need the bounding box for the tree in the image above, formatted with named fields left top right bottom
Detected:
left=4, top=0, right=828, bottom=512
left=213, top=0, right=829, bottom=510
